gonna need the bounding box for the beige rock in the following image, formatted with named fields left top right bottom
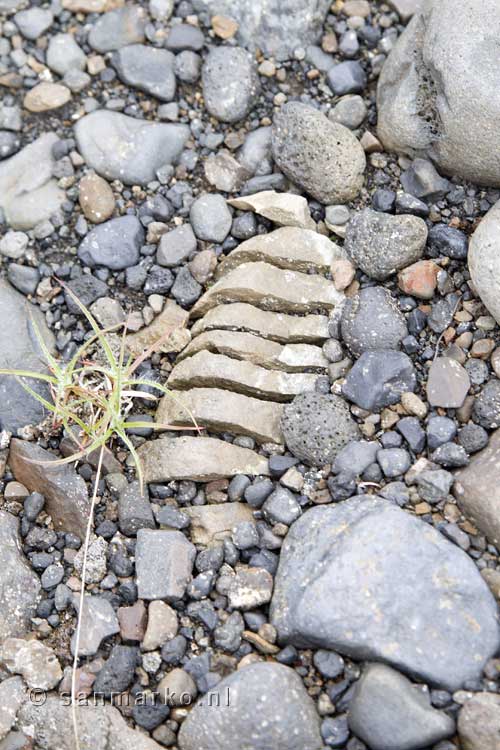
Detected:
left=186, top=502, right=254, bottom=545
left=89, top=297, right=125, bottom=328
left=211, top=14, right=238, bottom=39
left=126, top=299, right=190, bottom=357
left=158, top=667, right=198, bottom=706
left=204, top=150, right=248, bottom=193
left=142, top=601, right=178, bottom=651
left=157, top=388, right=284, bottom=444
left=216, top=227, right=344, bottom=277
left=24, top=82, right=71, bottom=112
left=401, top=392, right=428, bottom=418
left=168, top=351, right=318, bottom=401
left=138, top=436, right=269, bottom=483
left=188, top=249, right=217, bottom=284
left=331, top=258, right=356, bottom=291
left=178, top=329, right=328, bottom=372
left=190, top=262, right=343, bottom=318
left=1, top=638, right=62, bottom=690
left=62, top=0, right=123, bottom=11
left=191, top=302, right=330, bottom=344
left=454, top=429, right=500, bottom=547
left=458, top=693, right=500, bottom=750
left=79, top=172, right=115, bottom=223
left=481, top=568, right=500, bottom=601
left=228, top=191, right=315, bottom=230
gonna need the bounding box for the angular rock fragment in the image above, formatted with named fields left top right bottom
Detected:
left=126, top=299, right=190, bottom=357
left=219, top=566, right=273, bottom=610
left=157, top=387, right=283, bottom=444
left=191, top=303, right=329, bottom=344
left=168, top=350, right=318, bottom=401
left=227, top=191, right=315, bottom=230
left=426, top=357, right=470, bottom=409
left=186, top=503, right=254, bottom=545
left=190, top=262, right=343, bottom=318
left=138, top=436, right=269, bottom=482
left=135, top=529, right=195, bottom=601
left=71, top=595, right=119, bottom=657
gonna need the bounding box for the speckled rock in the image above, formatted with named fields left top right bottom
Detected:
left=178, top=662, right=322, bottom=750
left=271, top=102, right=366, bottom=203
left=340, top=287, right=407, bottom=357
left=281, top=392, right=360, bottom=466
left=202, top=46, right=260, bottom=123
left=270, top=496, right=500, bottom=690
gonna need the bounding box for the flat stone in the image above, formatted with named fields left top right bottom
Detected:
left=138, top=436, right=269, bottom=482
left=204, top=149, right=249, bottom=192
left=112, top=44, right=176, bottom=101
left=0, top=133, right=64, bottom=230
left=0, top=510, right=40, bottom=641
left=23, top=82, right=71, bottom=112
left=454, top=429, right=500, bottom=547
left=135, top=529, right=195, bottom=601
left=157, top=224, right=197, bottom=267
left=427, top=357, right=471, bottom=408
left=186, top=503, right=254, bottom=545
left=74, top=111, right=189, bottom=186
left=118, top=600, right=147, bottom=642
left=458, top=693, right=500, bottom=750
left=281, top=392, right=360, bottom=466
left=216, top=226, right=344, bottom=277
left=191, top=302, right=329, bottom=344
left=190, top=262, right=343, bottom=318
left=157, top=387, right=283, bottom=444
left=178, top=329, right=328, bottom=372
left=118, top=480, right=155, bottom=536
left=348, top=663, right=455, bottom=750
left=126, top=299, right=190, bottom=357
left=71, top=595, right=119, bottom=657
left=18, top=695, right=164, bottom=750
left=9, top=439, right=90, bottom=538
left=79, top=172, right=115, bottom=223
left=202, top=46, right=259, bottom=123
left=271, top=102, right=366, bottom=203
left=228, top=191, right=315, bottom=230
left=1, top=638, right=62, bottom=690
left=0, top=280, right=56, bottom=431
left=270, top=496, right=500, bottom=690
left=88, top=5, right=146, bottom=51
left=344, top=208, right=428, bottom=280
left=0, top=677, right=26, bottom=741
left=142, top=601, right=178, bottom=651
left=168, top=350, right=318, bottom=401
left=178, top=662, right=321, bottom=749
left=469, top=200, right=500, bottom=324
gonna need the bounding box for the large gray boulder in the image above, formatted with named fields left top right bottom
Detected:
left=178, top=662, right=322, bottom=750
left=192, top=0, right=330, bottom=61
left=469, top=200, right=500, bottom=324
left=377, top=0, right=500, bottom=186
left=270, top=496, right=500, bottom=690
left=0, top=279, right=56, bottom=431
left=0, top=510, right=40, bottom=641
left=272, top=102, right=365, bottom=204
left=74, top=111, right=189, bottom=186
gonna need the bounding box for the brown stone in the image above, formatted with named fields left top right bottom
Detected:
left=398, top=260, right=439, bottom=300
left=211, top=14, right=238, bottom=39
left=79, top=173, right=115, bottom=224
left=458, top=693, right=500, bottom=750
left=190, top=262, right=343, bottom=318
left=9, top=438, right=90, bottom=537
left=331, top=258, right=356, bottom=291
left=126, top=299, right=190, bottom=357
left=426, top=357, right=470, bottom=409
left=24, top=83, right=71, bottom=113
left=142, top=601, right=178, bottom=651
left=188, top=249, right=217, bottom=284
left=186, top=503, right=254, bottom=545
left=118, top=600, right=147, bottom=642
left=191, top=302, right=329, bottom=344
left=157, top=387, right=284, bottom=444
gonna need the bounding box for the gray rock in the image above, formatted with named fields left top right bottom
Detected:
left=270, top=496, right=500, bottom=690
left=71, top=595, right=119, bottom=657
left=432, top=442, right=468, bottom=468
left=189, top=193, right=232, bottom=242
left=473, top=380, right=500, bottom=429
left=469, top=200, right=500, bottom=324
left=426, top=357, right=470, bottom=409
left=458, top=423, right=489, bottom=454
left=6, top=264, right=39, bottom=296
left=112, top=45, right=176, bottom=102
left=415, top=469, right=453, bottom=503
left=342, top=350, right=416, bottom=411
left=0, top=511, right=40, bottom=640
left=0, top=281, right=56, bottom=431
left=78, top=216, right=143, bottom=270
left=0, top=133, right=64, bottom=230
left=0, top=676, right=26, bottom=740
left=281, top=392, right=360, bottom=466
left=332, top=440, right=380, bottom=475
left=454, top=429, right=500, bottom=547
left=348, top=663, right=455, bottom=750
left=14, top=7, right=52, bottom=39
left=157, top=224, right=196, bottom=267
left=262, top=486, right=301, bottom=526
left=0, top=104, right=22, bottom=132
left=88, top=6, right=146, bottom=52
left=387, top=0, right=422, bottom=22
left=136, top=529, right=195, bottom=600
left=426, top=416, right=456, bottom=450
left=329, top=94, right=367, bottom=130
left=192, top=0, right=330, bottom=61
left=118, top=481, right=155, bottom=536
left=46, top=33, right=86, bottom=76
left=400, top=158, right=450, bottom=200
left=65, top=275, right=108, bottom=313
left=178, top=662, right=322, bottom=749
left=458, top=693, right=500, bottom=750
left=18, top=695, right=164, bottom=750
left=93, top=645, right=137, bottom=696
left=306, top=45, right=334, bottom=73
left=238, top=127, right=272, bottom=175
left=0, top=131, right=20, bottom=159
left=202, top=47, right=260, bottom=123
left=341, top=287, right=407, bottom=357
left=377, top=0, right=500, bottom=186
left=174, top=50, right=201, bottom=83
left=74, top=111, right=189, bottom=186
left=171, top=266, right=202, bottom=307
left=377, top=448, right=411, bottom=477
left=344, top=208, right=427, bottom=280
left=166, top=23, right=204, bottom=51
left=429, top=224, right=468, bottom=260
left=271, top=102, right=366, bottom=204
left=327, top=60, right=367, bottom=96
